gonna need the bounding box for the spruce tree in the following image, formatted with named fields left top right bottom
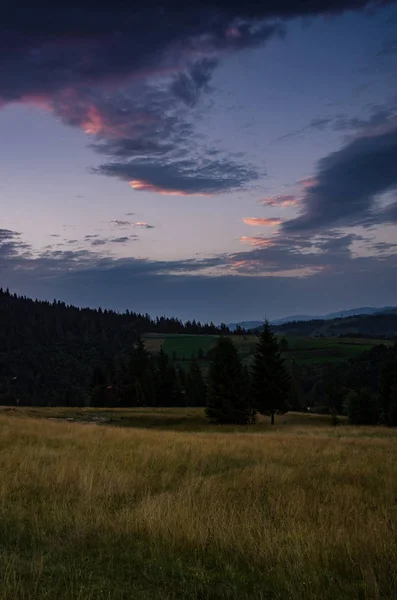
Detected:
left=251, top=320, right=290, bottom=424
left=153, top=347, right=176, bottom=406
left=379, top=359, right=397, bottom=426
left=122, top=339, right=150, bottom=406
left=206, top=337, right=254, bottom=424
left=345, top=388, right=378, bottom=425
left=186, top=360, right=207, bottom=406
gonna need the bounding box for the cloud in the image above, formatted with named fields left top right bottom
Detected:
left=170, top=58, right=217, bottom=106
left=96, top=157, right=259, bottom=195
left=240, top=236, right=274, bottom=248
left=284, top=124, right=397, bottom=232
left=0, top=0, right=387, bottom=196
left=260, top=194, right=299, bottom=207
left=3, top=227, right=397, bottom=322
left=110, top=220, right=131, bottom=227
left=276, top=105, right=397, bottom=143
left=133, top=222, right=155, bottom=229
left=298, top=177, right=317, bottom=189
left=275, top=117, right=333, bottom=142
left=0, top=229, right=30, bottom=258
left=110, top=236, right=138, bottom=243
left=243, top=217, right=281, bottom=226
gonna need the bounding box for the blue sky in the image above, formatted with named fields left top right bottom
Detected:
left=1, top=0, right=397, bottom=321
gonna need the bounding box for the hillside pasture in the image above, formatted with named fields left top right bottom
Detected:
left=142, top=333, right=392, bottom=365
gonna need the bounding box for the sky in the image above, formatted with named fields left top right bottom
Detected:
left=1, top=0, right=397, bottom=322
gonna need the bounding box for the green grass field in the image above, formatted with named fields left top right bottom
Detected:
left=1, top=408, right=396, bottom=599
left=142, top=333, right=391, bottom=365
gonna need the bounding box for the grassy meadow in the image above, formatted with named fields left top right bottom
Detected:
left=142, top=332, right=392, bottom=366
left=1, top=409, right=397, bottom=599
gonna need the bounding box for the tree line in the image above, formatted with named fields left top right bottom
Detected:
left=0, top=288, right=233, bottom=406
left=1, top=288, right=396, bottom=425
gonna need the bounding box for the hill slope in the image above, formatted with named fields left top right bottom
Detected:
left=229, top=306, right=397, bottom=329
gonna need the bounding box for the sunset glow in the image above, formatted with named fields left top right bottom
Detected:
left=243, top=217, right=281, bottom=226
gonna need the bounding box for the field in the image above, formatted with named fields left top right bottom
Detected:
left=142, top=333, right=391, bottom=365
left=1, top=408, right=397, bottom=599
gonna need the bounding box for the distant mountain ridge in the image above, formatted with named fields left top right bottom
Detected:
left=228, top=306, right=397, bottom=330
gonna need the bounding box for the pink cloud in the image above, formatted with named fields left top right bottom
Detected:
left=240, top=236, right=274, bottom=248
left=243, top=217, right=281, bottom=226
left=298, top=177, right=317, bottom=189
left=260, top=194, right=299, bottom=207
left=17, top=94, right=53, bottom=111
left=129, top=180, right=211, bottom=196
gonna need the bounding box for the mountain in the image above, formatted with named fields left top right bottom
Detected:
left=273, top=312, right=397, bottom=338
left=229, top=306, right=397, bottom=329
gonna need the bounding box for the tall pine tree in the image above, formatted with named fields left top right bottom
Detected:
left=251, top=320, right=290, bottom=425
left=186, top=360, right=207, bottom=406
left=206, top=337, right=255, bottom=424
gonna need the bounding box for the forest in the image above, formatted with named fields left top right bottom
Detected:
left=1, top=288, right=396, bottom=425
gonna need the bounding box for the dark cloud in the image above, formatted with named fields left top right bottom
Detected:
left=0, top=229, right=30, bottom=258
left=2, top=237, right=397, bottom=323
left=276, top=105, right=397, bottom=142
left=333, top=106, right=397, bottom=132
left=110, top=220, right=131, bottom=227
left=95, top=157, right=259, bottom=195
left=275, top=117, right=333, bottom=141
left=234, top=231, right=369, bottom=274
left=1, top=0, right=389, bottom=195
left=110, top=236, right=138, bottom=243
left=170, top=58, right=218, bottom=107
left=283, top=125, right=397, bottom=232
left=2, top=225, right=397, bottom=321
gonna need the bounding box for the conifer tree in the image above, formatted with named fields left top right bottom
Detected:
left=206, top=337, right=254, bottom=424
left=153, top=347, right=176, bottom=406
left=122, top=338, right=150, bottom=406
left=186, top=360, right=207, bottom=406
left=379, top=359, right=397, bottom=426
left=251, top=320, right=290, bottom=424
left=345, top=388, right=378, bottom=425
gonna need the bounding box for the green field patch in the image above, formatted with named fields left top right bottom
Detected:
left=161, top=335, right=218, bottom=359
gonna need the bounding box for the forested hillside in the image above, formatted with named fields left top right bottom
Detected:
left=274, top=313, right=397, bottom=338
left=0, top=289, right=227, bottom=406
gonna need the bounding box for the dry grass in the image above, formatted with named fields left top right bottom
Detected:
left=0, top=410, right=396, bottom=599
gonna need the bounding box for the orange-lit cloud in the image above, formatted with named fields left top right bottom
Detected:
left=298, top=177, right=317, bottom=188
left=18, top=94, right=53, bottom=111
left=260, top=194, right=299, bottom=207
left=243, top=217, right=281, bottom=226
left=129, top=180, right=211, bottom=196
left=134, top=221, right=155, bottom=229
left=240, top=236, right=274, bottom=248
left=229, top=259, right=261, bottom=272
left=80, top=104, right=125, bottom=137
left=81, top=105, right=105, bottom=134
